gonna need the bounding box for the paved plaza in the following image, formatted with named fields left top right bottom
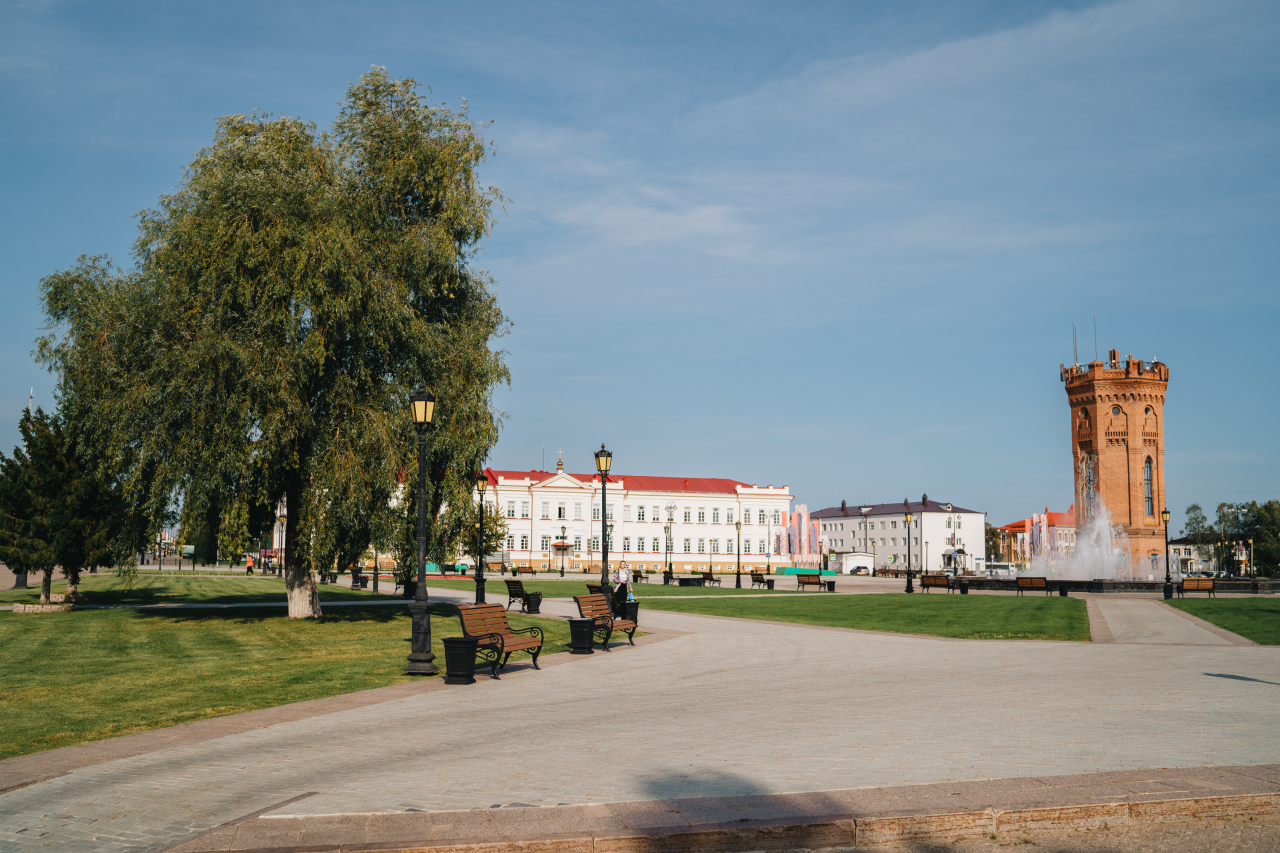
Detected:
left=2, top=582, right=1279, bottom=851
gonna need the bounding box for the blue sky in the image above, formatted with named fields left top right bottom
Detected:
left=1, top=0, right=1277, bottom=528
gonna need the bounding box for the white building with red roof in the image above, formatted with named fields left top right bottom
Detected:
left=480, top=456, right=792, bottom=574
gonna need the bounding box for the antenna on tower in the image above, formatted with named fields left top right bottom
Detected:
left=1093, top=315, right=1098, bottom=362
left=1072, top=322, right=1078, bottom=366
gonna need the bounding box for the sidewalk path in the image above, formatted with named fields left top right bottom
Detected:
left=1094, top=597, right=1236, bottom=645
left=2, top=587, right=1278, bottom=852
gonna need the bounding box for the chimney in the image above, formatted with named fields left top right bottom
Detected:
left=841, top=499, right=847, bottom=514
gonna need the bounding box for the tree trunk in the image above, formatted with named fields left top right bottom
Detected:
left=40, top=570, right=52, bottom=604
left=283, top=478, right=323, bottom=619
left=66, top=575, right=78, bottom=597
left=12, top=571, right=27, bottom=589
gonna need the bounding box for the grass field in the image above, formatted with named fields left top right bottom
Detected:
left=640, top=593, right=1092, bottom=641
left=0, top=603, right=569, bottom=760
left=0, top=573, right=404, bottom=606
left=422, top=577, right=797, bottom=598
left=1167, top=598, right=1280, bottom=645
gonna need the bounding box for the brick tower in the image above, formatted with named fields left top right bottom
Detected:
left=1060, top=350, right=1169, bottom=572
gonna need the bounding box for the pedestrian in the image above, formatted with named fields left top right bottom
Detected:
left=246, top=554, right=254, bottom=575
left=611, top=561, right=631, bottom=616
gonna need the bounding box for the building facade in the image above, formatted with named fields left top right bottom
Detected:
left=1062, top=350, right=1169, bottom=570
left=812, top=499, right=986, bottom=574
left=480, top=459, right=793, bottom=573
left=995, top=505, right=1077, bottom=566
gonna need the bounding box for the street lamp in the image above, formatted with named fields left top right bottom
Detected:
left=735, top=520, right=743, bottom=588
left=405, top=385, right=438, bottom=675
left=1161, top=507, right=1172, bottom=599
left=595, top=444, right=612, bottom=602
left=663, top=523, right=672, bottom=584
left=559, top=525, right=567, bottom=577
left=474, top=470, right=488, bottom=604
left=904, top=499, right=914, bottom=594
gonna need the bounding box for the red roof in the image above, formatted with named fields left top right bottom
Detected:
left=996, top=505, right=1076, bottom=533
left=483, top=468, right=755, bottom=495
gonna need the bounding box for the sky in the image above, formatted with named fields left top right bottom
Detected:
left=1, top=0, right=1277, bottom=529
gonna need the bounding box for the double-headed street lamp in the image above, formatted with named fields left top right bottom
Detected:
left=595, top=444, right=613, bottom=602
left=904, top=499, right=915, bottom=594
left=735, top=520, right=743, bottom=588
left=1161, top=507, right=1172, bottom=599
left=406, top=385, right=438, bottom=675
left=474, top=470, right=488, bottom=604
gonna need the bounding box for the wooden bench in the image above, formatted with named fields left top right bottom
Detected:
left=700, top=571, right=722, bottom=587
left=573, top=593, right=637, bottom=650
left=796, top=573, right=825, bottom=591
left=750, top=572, right=770, bottom=589
left=504, top=579, right=536, bottom=612
left=440, top=565, right=459, bottom=575
left=920, top=573, right=951, bottom=593
left=1179, top=577, right=1216, bottom=598
left=1017, top=576, right=1050, bottom=596
left=453, top=603, right=544, bottom=677
left=632, top=570, right=649, bottom=583
left=515, top=566, right=535, bottom=577
left=586, top=582, right=604, bottom=596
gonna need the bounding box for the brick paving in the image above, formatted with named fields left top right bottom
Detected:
left=2, top=586, right=1278, bottom=851
left=1094, top=598, right=1234, bottom=645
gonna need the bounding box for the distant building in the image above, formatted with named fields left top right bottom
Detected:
left=812, top=499, right=986, bottom=574
left=995, top=506, right=1077, bottom=566
left=480, top=457, right=792, bottom=573
left=1168, top=536, right=1213, bottom=574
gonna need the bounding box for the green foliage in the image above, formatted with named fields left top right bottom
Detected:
left=985, top=522, right=1001, bottom=560
left=35, top=69, right=508, bottom=616
left=0, top=409, right=122, bottom=601
left=1168, top=598, right=1280, bottom=645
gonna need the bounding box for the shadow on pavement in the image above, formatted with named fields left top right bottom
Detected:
left=1206, top=672, right=1280, bottom=686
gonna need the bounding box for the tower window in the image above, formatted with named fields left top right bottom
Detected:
left=1144, top=457, right=1154, bottom=516
left=1112, top=406, right=1122, bottom=415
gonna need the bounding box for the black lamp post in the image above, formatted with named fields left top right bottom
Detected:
left=663, top=523, right=671, bottom=584
left=474, top=470, right=488, bottom=604
left=735, top=520, right=743, bottom=588
left=559, top=525, right=567, bottom=577
left=1162, top=507, right=1172, bottom=599
left=405, top=385, right=438, bottom=675
left=904, top=499, right=915, bottom=594
left=596, top=444, right=613, bottom=601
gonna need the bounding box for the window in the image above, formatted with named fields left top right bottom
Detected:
left=607, top=504, right=614, bottom=520
left=521, top=502, right=530, bottom=519
left=652, top=538, right=659, bottom=551
left=880, top=521, right=886, bottom=529
left=593, top=505, right=601, bottom=520
left=520, top=535, right=529, bottom=550
left=1144, top=457, right=1153, bottom=516
left=955, top=518, right=960, bottom=529
left=540, top=502, right=550, bottom=518
left=653, top=506, right=660, bottom=522
left=636, top=537, right=644, bottom=552
left=506, top=535, right=514, bottom=549
left=573, top=536, right=582, bottom=550
left=758, top=539, right=765, bottom=553
left=697, top=539, right=706, bottom=553
left=729, top=508, right=736, bottom=524
left=758, top=510, right=766, bottom=524
left=541, top=535, right=550, bottom=550
left=623, top=537, right=631, bottom=551
left=637, top=506, right=645, bottom=522
left=591, top=537, right=599, bottom=550
left=557, top=503, right=566, bottom=519
left=742, top=540, right=751, bottom=554
left=574, top=502, right=583, bottom=520
left=890, top=521, right=897, bottom=529
left=624, top=505, right=631, bottom=521
left=891, top=538, right=898, bottom=546
left=506, top=502, right=516, bottom=518
left=880, top=537, right=886, bottom=546
left=914, top=537, right=919, bottom=546
left=712, top=508, right=720, bottom=523
left=683, top=538, right=691, bottom=552
left=698, top=508, right=706, bottom=523
left=1112, top=405, right=1122, bottom=415
left=710, top=539, right=719, bottom=553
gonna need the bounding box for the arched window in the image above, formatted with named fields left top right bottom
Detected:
left=1144, top=457, right=1154, bottom=516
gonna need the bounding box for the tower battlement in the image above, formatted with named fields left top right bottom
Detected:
left=1060, top=349, right=1169, bottom=572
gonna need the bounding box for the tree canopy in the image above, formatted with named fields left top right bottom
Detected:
left=37, top=68, right=509, bottom=616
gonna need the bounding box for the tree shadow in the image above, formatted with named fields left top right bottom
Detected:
left=128, top=604, right=409, bottom=625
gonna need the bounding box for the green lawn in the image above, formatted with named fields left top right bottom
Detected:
left=424, top=577, right=798, bottom=598
left=640, top=593, right=1092, bottom=641
left=1167, top=598, right=1280, bottom=645
left=0, top=603, right=569, bottom=760
left=0, top=573, right=403, bottom=606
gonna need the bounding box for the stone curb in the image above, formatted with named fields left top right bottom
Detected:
left=10, top=602, right=74, bottom=613
left=171, top=791, right=1280, bottom=852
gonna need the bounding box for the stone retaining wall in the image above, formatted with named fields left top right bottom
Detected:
left=12, top=602, right=75, bottom=613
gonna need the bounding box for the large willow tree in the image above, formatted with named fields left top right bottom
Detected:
left=37, top=69, right=509, bottom=617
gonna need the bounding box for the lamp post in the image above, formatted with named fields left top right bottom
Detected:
left=663, top=523, right=671, bottom=584
left=904, top=499, right=914, bottom=594
left=474, top=470, right=488, bottom=604
left=735, top=520, right=743, bottom=588
left=1161, top=507, right=1172, bottom=600
left=405, top=385, right=438, bottom=675
left=559, top=525, right=567, bottom=577
left=765, top=509, right=773, bottom=575
left=1249, top=538, right=1254, bottom=577
left=595, top=444, right=612, bottom=601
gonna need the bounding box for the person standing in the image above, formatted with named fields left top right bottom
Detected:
left=611, top=561, right=631, bottom=616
